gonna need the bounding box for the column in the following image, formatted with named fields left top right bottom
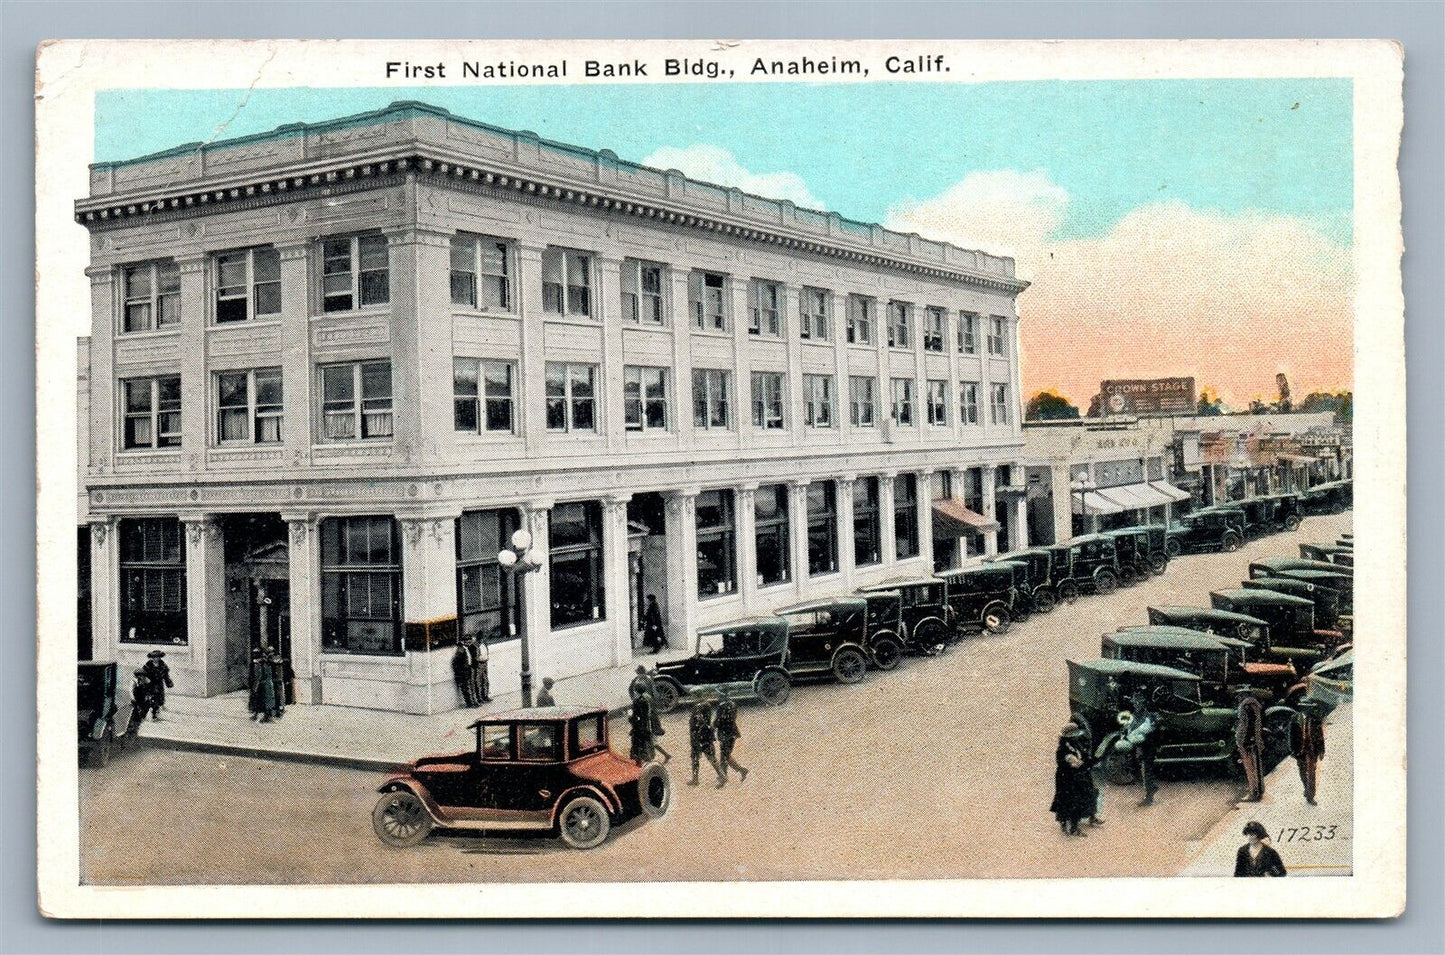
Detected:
left=879, top=471, right=898, bottom=566
left=830, top=292, right=851, bottom=443
left=783, top=285, right=806, bottom=442
left=518, top=501, right=553, bottom=705
left=662, top=489, right=698, bottom=648
left=836, top=474, right=857, bottom=586
left=282, top=513, right=320, bottom=704
left=917, top=469, right=936, bottom=570
left=951, top=467, right=970, bottom=561
left=386, top=228, right=454, bottom=465
left=601, top=494, right=633, bottom=665
left=277, top=243, right=313, bottom=469
left=517, top=245, right=547, bottom=459
left=88, top=517, right=119, bottom=663
left=84, top=266, right=116, bottom=471
left=735, top=484, right=760, bottom=608
left=672, top=270, right=699, bottom=445
left=399, top=514, right=460, bottom=713
left=788, top=480, right=811, bottom=592
left=175, top=255, right=208, bottom=470
left=981, top=465, right=999, bottom=555
left=1012, top=465, right=1030, bottom=549
left=597, top=258, right=626, bottom=455
left=181, top=515, right=226, bottom=696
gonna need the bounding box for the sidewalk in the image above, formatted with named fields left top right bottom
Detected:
left=1178, top=703, right=1353, bottom=877
left=137, top=647, right=690, bottom=772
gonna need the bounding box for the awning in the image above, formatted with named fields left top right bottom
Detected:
left=1149, top=480, right=1192, bottom=503
left=1073, top=488, right=1130, bottom=516
left=932, top=498, right=999, bottom=537
left=1278, top=453, right=1319, bottom=464
left=1073, top=481, right=1180, bottom=515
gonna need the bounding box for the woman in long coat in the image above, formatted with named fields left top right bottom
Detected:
left=1049, top=722, right=1097, bottom=837
left=629, top=691, right=657, bottom=765
left=249, top=646, right=277, bottom=722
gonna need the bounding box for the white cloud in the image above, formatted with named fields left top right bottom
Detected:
left=640, top=144, right=825, bottom=209
left=886, top=169, right=1069, bottom=266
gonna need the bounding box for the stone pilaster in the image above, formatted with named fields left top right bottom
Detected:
left=879, top=470, right=898, bottom=566
left=982, top=465, right=999, bottom=555
left=175, top=255, right=208, bottom=470
left=277, top=243, right=312, bottom=469
left=788, top=480, right=811, bottom=586
left=836, top=474, right=857, bottom=585
left=181, top=516, right=227, bottom=696
left=282, top=513, right=321, bottom=703
left=601, top=494, right=633, bottom=663
left=917, top=468, right=935, bottom=569
left=88, top=517, right=119, bottom=663
left=517, top=245, right=547, bottom=458
left=663, top=489, right=699, bottom=647
left=735, top=483, right=760, bottom=607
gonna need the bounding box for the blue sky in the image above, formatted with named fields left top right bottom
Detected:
left=94, top=80, right=1353, bottom=244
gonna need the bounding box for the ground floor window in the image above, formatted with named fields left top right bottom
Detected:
left=321, top=516, right=402, bottom=655
left=807, top=481, right=838, bottom=575
left=894, top=474, right=920, bottom=560
left=754, top=484, right=790, bottom=587
left=550, top=501, right=605, bottom=628
left=696, top=489, right=737, bottom=598
left=120, top=517, right=186, bottom=644
left=456, top=509, right=520, bottom=644
left=853, top=476, right=881, bottom=566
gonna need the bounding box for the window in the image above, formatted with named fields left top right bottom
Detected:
left=988, top=315, right=1008, bottom=355
left=120, top=517, right=185, bottom=644
left=853, top=476, right=881, bottom=566
left=621, top=259, right=664, bottom=325
left=481, top=724, right=513, bottom=760
left=321, top=234, right=389, bottom=312
left=926, top=379, right=949, bottom=427
left=453, top=358, right=515, bottom=434
left=748, top=279, right=781, bottom=336
left=122, top=375, right=181, bottom=450
left=519, top=723, right=562, bottom=761
left=624, top=366, right=669, bottom=432
left=550, top=501, right=606, bottom=628
left=887, top=301, right=912, bottom=349
left=960, top=381, right=981, bottom=425
left=751, top=372, right=786, bottom=430
left=692, top=369, right=731, bottom=430
left=958, top=312, right=979, bottom=354
left=450, top=234, right=512, bottom=311
left=803, top=374, right=834, bottom=428
left=891, top=378, right=914, bottom=426
left=545, top=362, right=597, bottom=433
left=320, top=361, right=392, bottom=441
left=846, top=295, right=875, bottom=345
left=121, top=261, right=181, bottom=332
left=542, top=247, right=592, bottom=317
left=215, top=248, right=281, bottom=323
left=930, top=469, right=953, bottom=500
left=456, top=509, right=520, bottom=645
left=894, top=474, right=920, bottom=560
left=849, top=376, right=877, bottom=427
left=923, top=307, right=946, bottom=352
left=216, top=368, right=282, bottom=444
left=573, top=714, right=605, bottom=754
left=321, top=516, right=402, bottom=655
left=696, top=489, right=737, bottom=597
left=991, top=383, right=1011, bottom=425
left=753, top=484, right=790, bottom=587
left=691, top=271, right=728, bottom=331
left=800, top=287, right=830, bottom=341
left=807, top=481, right=838, bottom=576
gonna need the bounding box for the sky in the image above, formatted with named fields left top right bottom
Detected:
left=95, top=82, right=1354, bottom=407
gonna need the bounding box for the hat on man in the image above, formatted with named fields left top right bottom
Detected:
left=146, top=650, right=166, bottom=659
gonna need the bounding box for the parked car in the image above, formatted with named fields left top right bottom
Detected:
left=772, top=597, right=879, bottom=684
left=1249, top=556, right=1351, bottom=587
left=1277, top=568, right=1354, bottom=615
left=1108, top=625, right=1298, bottom=706
left=1165, top=507, right=1245, bottom=556
left=1210, top=588, right=1345, bottom=667
left=372, top=706, right=670, bottom=849
left=1044, top=534, right=1125, bottom=599
left=1301, top=648, right=1353, bottom=712
left=986, top=560, right=1034, bottom=619
left=1243, top=575, right=1345, bottom=631
left=936, top=563, right=1019, bottom=633
left=985, top=548, right=1063, bottom=613
left=1143, top=606, right=1299, bottom=695
left=856, top=575, right=953, bottom=654
left=78, top=661, right=140, bottom=767
left=1108, top=523, right=1171, bottom=575
left=651, top=616, right=796, bottom=711
left=1263, top=493, right=1305, bottom=531
left=1301, top=480, right=1352, bottom=516
left=854, top=589, right=911, bottom=669
left=1299, top=543, right=1354, bottom=567
left=1100, top=528, right=1155, bottom=586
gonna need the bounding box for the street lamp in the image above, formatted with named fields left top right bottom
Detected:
left=1071, top=475, right=1098, bottom=535
left=497, top=528, right=542, bottom=707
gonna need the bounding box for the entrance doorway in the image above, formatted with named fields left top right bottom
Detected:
left=220, top=513, right=290, bottom=695
left=627, top=493, right=668, bottom=652
left=249, top=578, right=292, bottom=704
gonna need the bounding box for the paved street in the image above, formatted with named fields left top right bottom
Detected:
left=79, top=513, right=1351, bottom=885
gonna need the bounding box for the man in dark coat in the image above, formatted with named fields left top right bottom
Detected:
left=641, top=595, right=666, bottom=654
left=628, top=665, right=657, bottom=702
left=1290, top=705, right=1327, bottom=805
left=688, top=698, right=723, bottom=787
left=714, top=689, right=747, bottom=785
left=141, top=650, right=173, bottom=718
left=629, top=691, right=657, bottom=765
left=1235, top=820, right=1287, bottom=876
left=536, top=677, right=556, bottom=707
left=452, top=638, right=478, bottom=707
left=1049, top=722, right=1095, bottom=836
left=131, top=668, right=157, bottom=722
left=1236, top=691, right=1267, bottom=802
left=249, top=646, right=277, bottom=722
left=268, top=650, right=289, bottom=718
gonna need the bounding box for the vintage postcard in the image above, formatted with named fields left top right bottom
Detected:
left=35, top=38, right=1405, bottom=918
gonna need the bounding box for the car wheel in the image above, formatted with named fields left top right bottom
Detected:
left=870, top=636, right=903, bottom=671
left=1118, top=565, right=1138, bottom=587
left=1222, top=533, right=1242, bottom=553
left=558, top=794, right=611, bottom=850
left=831, top=646, right=868, bottom=684
left=1165, top=538, right=1183, bottom=558
left=1058, top=580, right=1080, bottom=603
left=638, top=763, right=671, bottom=819
left=1329, top=503, right=1344, bottom=515
left=652, top=678, right=682, bottom=714
left=1149, top=554, right=1169, bottom=576
left=1284, top=515, right=1301, bottom=531
left=913, top=620, right=948, bottom=654
left=1263, top=709, right=1295, bottom=769
left=1032, top=589, right=1057, bottom=614
left=983, top=605, right=1012, bottom=634
left=372, top=791, right=434, bottom=848
left=1094, top=568, right=1118, bottom=595
left=755, top=670, right=791, bottom=707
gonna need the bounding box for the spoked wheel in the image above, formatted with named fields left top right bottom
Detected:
left=1222, top=533, right=1242, bottom=553
left=831, top=646, right=868, bottom=684
left=558, top=795, right=611, bottom=850
left=754, top=670, right=791, bottom=707
left=372, top=791, right=434, bottom=848
left=1058, top=580, right=1080, bottom=603
left=983, top=605, right=1012, bottom=634
left=1094, top=569, right=1118, bottom=595
left=652, top=678, right=682, bottom=714
left=1164, top=539, right=1183, bottom=559
left=1284, top=515, right=1302, bottom=531
left=1149, top=554, right=1169, bottom=576
left=1118, top=565, right=1139, bottom=588
left=1032, top=589, right=1057, bottom=614
left=638, top=764, right=671, bottom=819
left=913, top=621, right=948, bottom=654
left=870, top=636, right=903, bottom=672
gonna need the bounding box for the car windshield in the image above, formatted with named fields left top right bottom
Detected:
left=519, top=723, right=561, bottom=761
left=699, top=629, right=761, bottom=658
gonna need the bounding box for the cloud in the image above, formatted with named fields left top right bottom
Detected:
left=640, top=144, right=825, bottom=209
left=885, top=173, right=1353, bottom=408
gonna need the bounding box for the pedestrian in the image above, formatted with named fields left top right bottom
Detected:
left=1236, top=690, right=1267, bottom=802
left=714, top=688, right=748, bottom=785
left=642, top=594, right=666, bottom=654
left=1290, top=704, right=1327, bottom=805
left=130, top=668, right=157, bottom=722
left=1050, top=721, right=1096, bottom=837
left=688, top=698, right=724, bottom=787
left=1121, top=693, right=1159, bottom=807
left=141, top=650, right=173, bottom=718
left=1071, top=711, right=1105, bottom=826
left=628, top=665, right=657, bottom=702
left=269, top=650, right=288, bottom=719
left=629, top=691, right=657, bottom=765
left=473, top=636, right=491, bottom=704
left=249, top=645, right=277, bottom=723
left=1234, top=821, right=1287, bottom=877
left=536, top=676, right=556, bottom=708
left=452, top=637, right=477, bottom=707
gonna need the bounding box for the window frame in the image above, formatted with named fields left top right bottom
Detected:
left=958, top=311, right=979, bottom=354
left=695, top=489, right=738, bottom=599
left=549, top=501, right=606, bottom=629
left=214, top=247, right=282, bottom=325
left=215, top=367, right=283, bottom=445
left=747, top=278, right=782, bottom=337
left=800, top=287, right=831, bottom=341
left=621, top=258, right=666, bottom=326
left=852, top=476, right=882, bottom=567
left=887, top=301, right=913, bottom=350
left=753, top=484, right=791, bottom=588
left=802, top=373, right=835, bottom=428
left=991, top=383, right=1011, bottom=425
left=544, top=361, right=599, bottom=433
left=691, top=271, right=729, bottom=332
left=849, top=376, right=877, bottom=428
left=623, top=365, right=670, bottom=433
left=890, top=377, right=915, bottom=427
left=453, top=357, right=516, bottom=435
left=691, top=368, right=732, bottom=431
left=455, top=508, right=521, bottom=646
left=846, top=295, right=875, bottom=345
left=541, top=246, right=594, bottom=318
left=988, top=315, right=1008, bottom=355
left=320, top=233, right=390, bottom=314
left=320, top=516, right=403, bottom=656
left=319, top=359, right=393, bottom=442
left=926, top=379, right=950, bottom=427
left=121, top=374, right=182, bottom=451
left=450, top=233, right=513, bottom=312
left=923, top=307, right=946, bottom=352
left=960, top=380, right=981, bottom=425
left=806, top=481, right=839, bottom=576
left=119, top=517, right=186, bottom=645
left=120, top=260, right=181, bottom=334
left=894, top=473, right=921, bottom=560
left=750, top=371, right=786, bottom=431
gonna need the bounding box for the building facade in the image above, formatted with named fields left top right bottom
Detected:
left=76, top=102, right=1029, bottom=713
left=1164, top=413, right=1349, bottom=505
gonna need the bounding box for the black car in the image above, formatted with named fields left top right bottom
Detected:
left=78, top=661, right=140, bottom=767
left=1108, top=524, right=1170, bottom=575
left=1299, top=543, right=1354, bottom=567
left=1248, top=556, right=1350, bottom=586
left=985, top=548, right=1063, bottom=613
left=1301, top=480, right=1352, bottom=516
left=1210, top=588, right=1344, bottom=668
left=1277, top=568, right=1354, bottom=615
left=855, top=589, right=912, bottom=669
left=1104, top=626, right=1265, bottom=706
left=937, top=563, right=1018, bottom=634
left=1101, top=528, right=1155, bottom=586
left=1165, top=507, right=1245, bottom=556
left=650, top=616, right=795, bottom=712
left=857, top=576, right=953, bottom=655
left=1049, top=534, right=1124, bottom=598
left=1242, top=576, right=1345, bottom=631
left=1262, top=493, right=1304, bottom=531
left=986, top=560, right=1034, bottom=620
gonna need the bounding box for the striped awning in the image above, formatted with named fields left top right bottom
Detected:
left=1074, top=481, right=1184, bottom=515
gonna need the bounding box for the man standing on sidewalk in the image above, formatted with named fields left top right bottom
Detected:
left=1290, top=704, right=1327, bottom=805
left=452, top=637, right=477, bottom=708
left=472, top=636, right=491, bottom=704
left=1236, top=690, right=1267, bottom=802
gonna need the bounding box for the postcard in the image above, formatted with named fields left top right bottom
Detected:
left=34, top=38, right=1405, bottom=918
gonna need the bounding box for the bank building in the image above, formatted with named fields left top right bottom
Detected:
left=76, top=101, right=1029, bottom=713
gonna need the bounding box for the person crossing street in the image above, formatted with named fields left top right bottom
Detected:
left=688, top=698, right=724, bottom=787
left=714, top=688, right=747, bottom=785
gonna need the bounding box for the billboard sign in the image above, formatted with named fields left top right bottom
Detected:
left=1098, top=377, right=1196, bottom=416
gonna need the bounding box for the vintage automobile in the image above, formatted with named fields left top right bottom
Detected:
left=1146, top=605, right=1272, bottom=648
left=1262, top=493, right=1305, bottom=531
left=1210, top=588, right=1345, bottom=667
left=855, top=589, right=914, bottom=668
left=1301, top=648, right=1353, bottom=712
left=1108, top=625, right=1298, bottom=706
left=1042, top=534, right=1124, bottom=599
left=372, top=706, right=670, bottom=850
left=1299, top=543, right=1354, bottom=567
left=651, top=616, right=795, bottom=711
left=1108, top=523, right=1170, bottom=575
left=984, top=549, right=1063, bottom=613
left=772, top=596, right=884, bottom=683
left=856, top=575, right=953, bottom=654
left=985, top=560, right=1035, bottom=620
left=937, top=563, right=1019, bottom=633
left=1248, top=556, right=1352, bottom=590
left=1301, top=480, right=1352, bottom=516
left=78, top=661, right=140, bottom=767
left=1278, top=568, right=1354, bottom=615
left=1164, top=507, right=1245, bottom=556
left=1100, top=528, right=1156, bottom=586
left=1243, top=575, right=1345, bottom=631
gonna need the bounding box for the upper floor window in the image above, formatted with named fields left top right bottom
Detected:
left=923, top=307, right=946, bottom=352
left=121, top=261, right=180, bottom=332
left=215, top=248, right=281, bottom=324
left=803, top=374, right=835, bottom=428
left=320, top=360, right=392, bottom=441
left=542, top=247, right=592, bottom=317
left=621, top=259, right=665, bottom=325
left=691, top=272, right=728, bottom=332
left=217, top=368, right=282, bottom=444
left=887, top=301, right=912, bottom=349
left=847, top=295, right=875, bottom=345
left=958, top=311, right=979, bottom=354
left=692, top=369, right=732, bottom=431
left=450, top=234, right=512, bottom=311
left=453, top=358, right=515, bottom=435
left=624, top=366, right=669, bottom=432
left=991, top=383, right=1011, bottom=425
left=960, top=380, right=981, bottom=425
left=751, top=371, right=786, bottom=431
left=545, top=362, right=597, bottom=433
left=321, top=234, right=389, bottom=313
left=122, top=375, right=181, bottom=450
left=849, top=376, right=876, bottom=428
left=800, top=287, right=830, bottom=341
left=988, top=315, right=1008, bottom=355
left=891, top=378, right=914, bottom=426
left=926, top=379, right=949, bottom=426
left=747, top=279, right=781, bottom=336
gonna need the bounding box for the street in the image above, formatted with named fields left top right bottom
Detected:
left=79, top=513, right=1351, bottom=885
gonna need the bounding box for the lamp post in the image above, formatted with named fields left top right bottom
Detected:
left=497, top=528, right=542, bottom=708
left=1070, top=475, right=1098, bottom=536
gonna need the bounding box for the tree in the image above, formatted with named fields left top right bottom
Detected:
left=1299, top=390, right=1353, bottom=424
left=1196, top=384, right=1226, bottom=417
left=1026, top=388, right=1081, bottom=421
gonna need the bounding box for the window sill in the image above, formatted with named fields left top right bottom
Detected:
left=698, top=590, right=742, bottom=603
left=115, top=328, right=182, bottom=341
left=312, top=306, right=391, bottom=320
left=845, top=341, right=876, bottom=350
left=690, top=328, right=733, bottom=340
left=209, top=319, right=283, bottom=332
left=116, top=448, right=183, bottom=457
left=452, top=307, right=520, bottom=320
left=455, top=432, right=521, bottom=442
left=214, top=441, right=284, bottom=450
left=756, top=580, right=793, bottom=592
left=320, top=649, right=406, bottom=661
left=542, top=314, right=599, bottom=327
left=550, top=618, right=609, bottom=633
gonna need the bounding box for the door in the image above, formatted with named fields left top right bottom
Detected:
left=249, top=579, right=292, bottom=704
